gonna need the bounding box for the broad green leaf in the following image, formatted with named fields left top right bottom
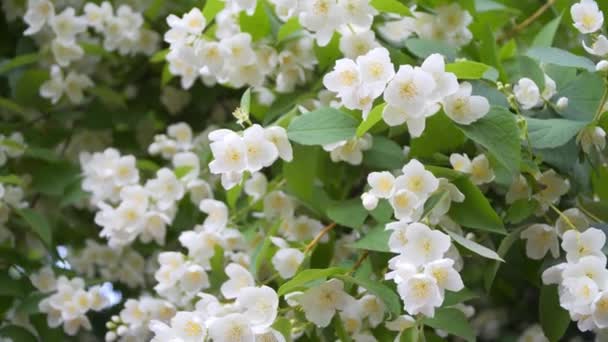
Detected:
left=209, top=245, right=227, bottom=288
left=278, top=267, right=346, bottom=295
left=400, top=327, right=419, bottom=342
left=525, top=117, right=587, bottom=149
left=239, top=1, right=271, bottom=41
left=370, top=0, right=411, bottom=15
left=445, top=60, right=494, bottom=80
left=150, top=49, right=169, bottom=63
left=336, top=274, right=401, bottom=315
left=540, top=285, right=570, bottom=342
left=443, top=288, right=478, bottom=307
left=327, top=198, right=368, bottom=230
left=13, top=69, right=50, bottom=109
left=526, top=47, right=595, bottom=71
left=314, top=33, right=341, bottom=71
left=88, top=86, right=127, bottom=109
left=173, top=166, right=194, bottom=179
left=405, top=38, right=457, bottom=60
left=421, top=191, right=449, bottom=220
left=557, top=71, right=605, bottom=121
left=16, top=292, right=49, bottom=315
left=283, top=144, right=319, bottom=205
left=0, top=174, right=22, bottom=185
left=363, top=136, right=405, bottom=170
left=499, top=39, right=517, bottom=61
left=356, top=103, right=386, bottom=137
left=423, top=308, right=475, bottom=342
left=592, top=164, right=608, bottom=201
left=30, top=161, right=80, bottom=196
left=0, top=325, right=37, bottom=342
left=505, top=199, right=539, bottom=224
left=287, top=107, right=357, bottom=145
left=444, top=230, right=503, bottom=261
left=277, top=17, right=301, bottom=42
left=350, top=225, right=391, bottom=253
left=202, top=0, right=225, bottom=21
left=226, top=182, right=243, bottom=209
left=144, top=0, right=164, bottom=20
left=136, top=159, right=161, bottom=172
left=449, top=177, right=505, bottom=234
left=161, top=63, right=174, bottom=86
left=472, top=22, right=503, bottom=81
left=410, top=112, right=466, bottom=158
left=272, top=318, right=292, bottom=342
left=532, top=14, right=562, bottom=47
left=0, top=53, right=39, bottom=75
left=0, top=272, right=27, bottom=297
left=240, top=88, right=251, bottom=114
left=484, top=226, right=525, bottom=291
left=16, top=208, right=53, bottom=247
left=506, top=56, right=545, bottom=90
left=456, top=106, right=521, bottom=177
left=578, top=197, right=608, bottom=222
left=0, top=96, right=29, bottom=116
left=369, top=200, right=393, bottom=224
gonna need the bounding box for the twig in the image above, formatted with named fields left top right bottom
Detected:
left=348, top=251, right=369, bottom=275
left=304, top=222, right=336, bottom=253
left=499, top=0, right=556, bottom=43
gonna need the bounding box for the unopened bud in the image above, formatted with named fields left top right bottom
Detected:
left=596, top=60, right=608, bottom=72
left=361, top=192, right=379, bottom=211
left=556, top=97, right=568, bottom=110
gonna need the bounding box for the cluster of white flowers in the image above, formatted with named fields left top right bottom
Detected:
left=22, top=0, right=158, bottom=104
left=512, top=74, right=558, bottom=110
left=106, top=296, right=176, bottom=342
left=208, top=124, right=292, bottom=189
left=322, top=134, right=373, bottom=165
left=149, top=284, right=282, bottom=342
left=541, top=223, right=608, bottom=332
left=153, top=251, right=210, bottom=307
left=504, top=169, right=571, bottom=215
left=164, top=5, right=317, bottom=92
left=0, top=132, right=26, bottom=167
left=30, top=267, right=111, bottom=336
left=325, top=49, right=490, bottom=138
left=449, top=153, right=495, bottom=185
left=379, top=3, right=473, bottom=47
left=67, top=239, right=146, bottom=288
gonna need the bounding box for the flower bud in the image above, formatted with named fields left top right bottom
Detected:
left=361, top=192, right=379, bottom=211
left=596, top=60, right=608, bottom=72
left=556, top=97, right=568, bottom=110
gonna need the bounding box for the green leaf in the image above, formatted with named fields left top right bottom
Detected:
left=16, top=208, right=53, bottom=248
left=473, top=22, right=503, bottom=80
left=370, top=0, right=411, bottom=15
left=526, top=47, right=595, bottom=71
left=0, top=272, right=27, bottom=297
left=540, top=285, right=570, bottom=342
left=423, top=308, right=475, bottom=342
left=508, top=56, right=545, bottom=90
left=283, top=144, right=319, bottom=205
left=333, top=314, right=353, bottom=342
left=202, top=0, right=225, bottom=21
left=456, top=106, right=521, bottom=177
left=277, top=17, right=301, bottom=42
left=443, top=288, right=478, bottom=307
left=505, top=199, right=539, bottom=224
left=0, top=53, right=39, bottom=75
left=445, top=60, right=494, bottom=80
left=350, top=225, right=391, bottom=253
left=88, top=86, right=127, bottom=109
left=525, top=117, right=588, bottom=149
left=0, top=325, right=38, bottom=342
left=405, top=38, right=457, bottom=60
left=444, top=230, right=503, bottom=261
left=421, top=191, right=449, bottom=220
left=287, top=107, right=358, bottom=145
left=356, top=103, right=386, bottom=137
left=251, top=220, right=281, bottom=277
left=30, top=161, right=80, bottom=196
left=449, top=177, right=505, bottom=234
left=369, top=200, right=393, bottom=224
left=13, top=69, right=50, bottom=109
left=240, top=88, right=251, bottom=114
left=314, top=33, right=341, bottom=71
left=327, top=198, right=368, bottom=230
left=410, top=112, right=466, bottom=158
left=363, top=136, right=405, bottom=170
left=161, top=63, right=174, bottom=86
left=272, top=318, right=292, bottom=342
left=557, top=71, right=605, bottom=121
left=173, top=166, right=194, bottom=179
left=278, top=267, right=346, bottom=295
left=484, top=226, right=525, bottom=291
left=17, top=292, right=49, bottom=315
left=225, top=182, right=243, bottom=209
left=239, top=1, right=271, bottom=41
left=0, top=174, right=23, bottom=185
left=336, top=274, right=401, bottom=315
left=0, top=96, right=29, bottom=116
left=150, top=49, right=169, bottom=63
left=400, top=327, right=419, bottom=342
left=532, top=14, right=562, bottom=47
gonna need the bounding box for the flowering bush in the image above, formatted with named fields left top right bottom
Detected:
left=1, top=0, right=608, bottom=341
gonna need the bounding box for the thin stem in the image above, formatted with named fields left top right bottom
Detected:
left=549, top=204, right=577, bottom=231
left=593, top=79, right=608, bottom=123
left=499, top=0, right=556, bottom=43
left=576, top=200, right=604, bottom=223
left=304, top=222, right=336, bottom=253
left=348, top=251, right=369, bottom=275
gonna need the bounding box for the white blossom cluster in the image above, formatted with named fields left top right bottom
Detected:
left=67, top=239, right=146, bottom=288
left=106, top=296, right=176, bottom=342
left=541, top=225, right=608, bottom=332
left=0, top=132, right=26, bottom=167
left=208, top=124, right=292, bottom=189
left=164, top=5, right=317, bottom=92
left=324, top=49, right=490, bottom=139
left=20, top=0, right=159, bottom=104
left=379, top=3, right=473, bottom=48
left=30, top=267, right=111, bottom=336
left=149, top=285, right=281, bottom=342
left=504, top=169, right=570, bottom=215
left=449, top=153, right=495, bottom=186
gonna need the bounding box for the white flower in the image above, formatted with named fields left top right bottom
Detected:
left=220, top=33, right=256, bottom=67
left=264, top=126, right=293, bottom=162
left=285, top=215, right=324, bottom=242
left=592, top=291, right=608, bottom=328
left=221, top=263, right=255, bottom=299
left=339, top=31, right=379, bottom=59
left=30, top=267, right=56, bottom=293
left=263, top=191, right=294, bottom=218
left=199, top=199, right=228, bottom=232
left=180, top=264, right=210, bottom=293
left=50, top=7, right=87, bottom=42
left=398, top=159, right=440, bottom=199
left=208, top=313, right=254, bottom=342
left=83, top=2, right=113, bottom=31
left=520, top=224, right=559, bottom=260
left=236, top=286, right=279, bottom=331
left=168, top=122, right=193, bottom=150
left=242, top=125, right=279, bottom=172
left=563, top=256, right=608, bottom=288
left=339, top=0, right=377, bottom=28
left=323, top=58, right=360, bottom=95
left=387, top=221, right=411, bottom=253
left=562, top=228, right=606, bottom=263
left=381, top=103, right=438, bottom=137
left=384, top=65, right=436, bottom=116
left=513, top=78, right=541, bottom=110
left=299, top=0, right=344, bottom=46
left=323, top=134, right=372, bottom=165
left=420, top=54, right=459, bottom=101
left=356, top=47, right=395, bottom=96
left=585, top=35, right=608, bottom=56
left=23, top=0, right=55, bottom=35
left=400, top=222, right=451, bottom=266
left=385, top=314, right=416, bottom=333
left=541, top=74, right=557, bottom=100
left=517, top=324, right=548, bottom=342
left=562, top=276, right=599, bottom=314
left=40, top=66, right=93, bottom=104
left=399, top=274, right=443, bottom=317
left=367, top=171, right=395, bottom=198
left=145, top=168, right=184, bottom=210
left=423, top=258, right=464, bottom=292
left=389, top=189, right=421, bottom=222
left=555, top=208, right=589, bottom=237
left=506, top=174, right=531, bottom=204
left=571, top=0, right=604, bottom=34
left=272, top=247, right=304, bottom=279
left=577, top=126, right=606, bottom=154
left=209, top=132, right=248, bottom=175
left=244, top=172, right=268, bottom=200
left=533, top=169, right=570, bottom=209
left=469, top=154, right=495, bottom=185
left=298, top=279, right=350, bottom=327
left=442, top=82, right=490, bottom=125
